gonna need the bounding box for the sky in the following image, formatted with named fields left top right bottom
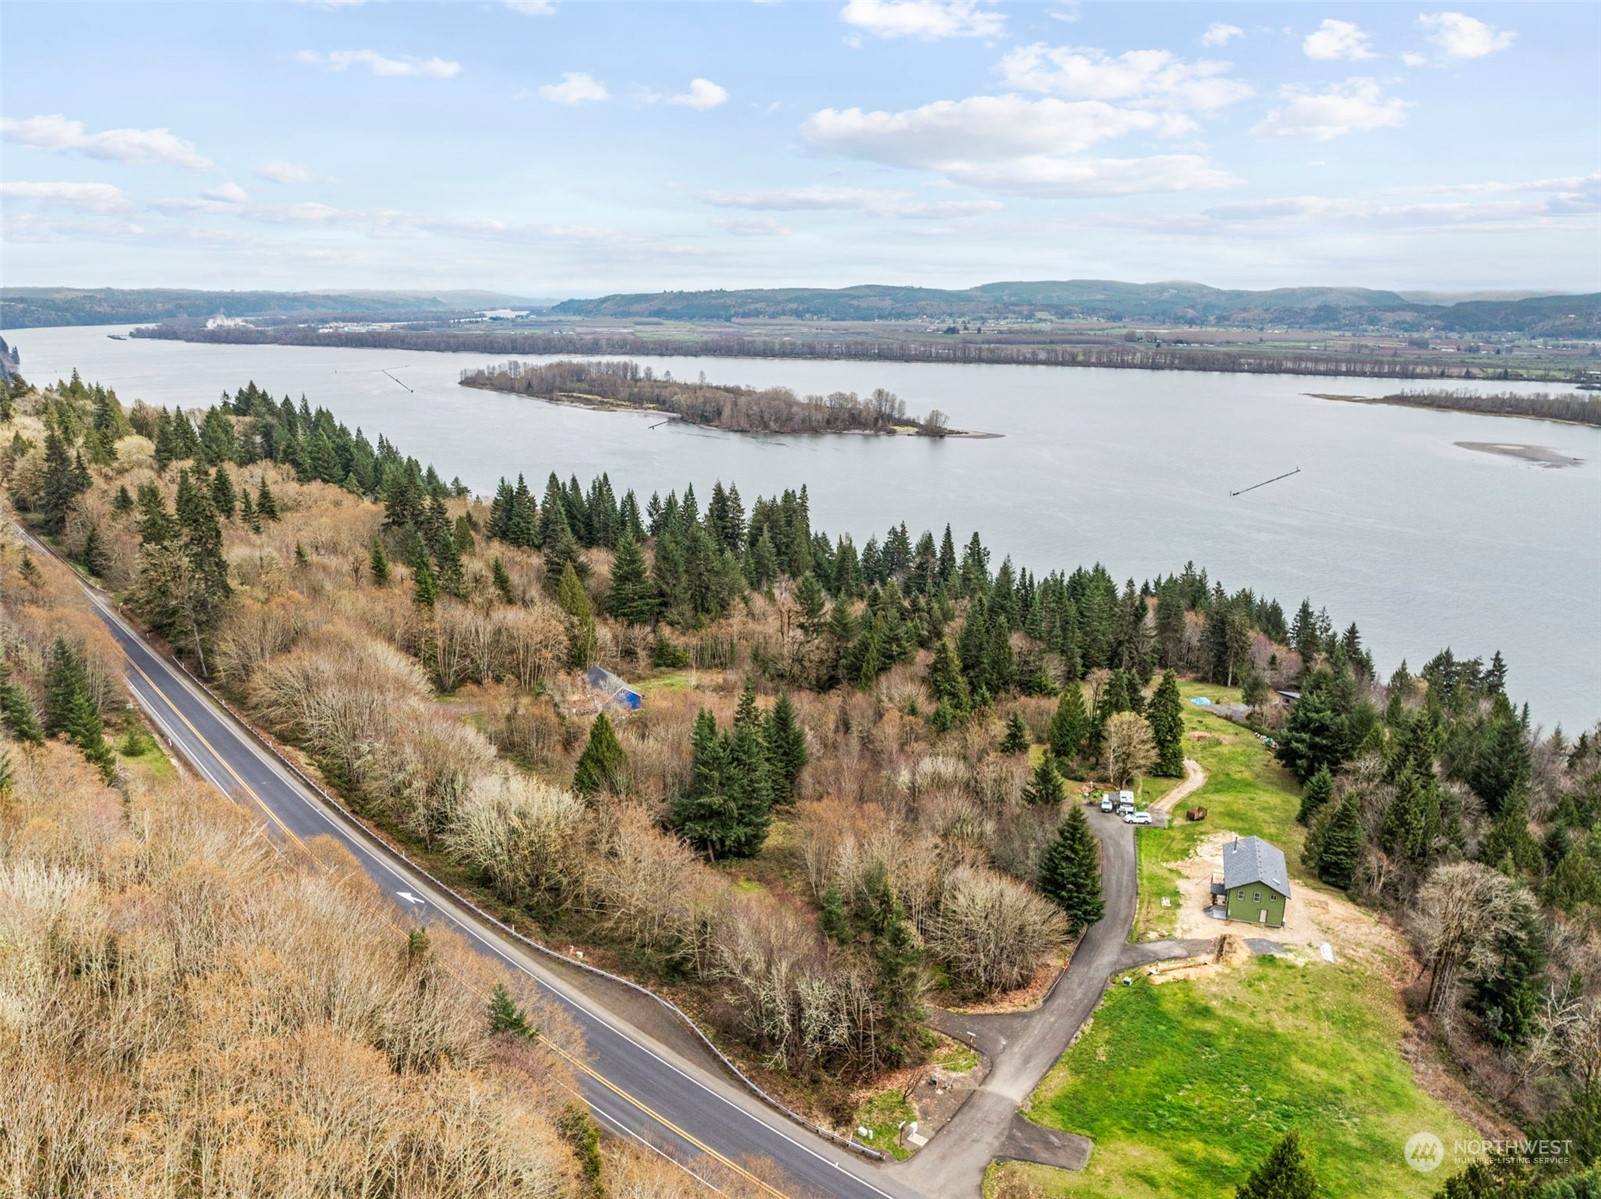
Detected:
left=1, top=1, right=1597, bottom=296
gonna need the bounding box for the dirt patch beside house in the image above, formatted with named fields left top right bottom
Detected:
left=1169, top=830, right=1404, bottom=972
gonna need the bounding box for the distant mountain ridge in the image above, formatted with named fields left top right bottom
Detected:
left=554, top=280, right=1600, bottom=335
left=0, top=287, right=554, bottom=330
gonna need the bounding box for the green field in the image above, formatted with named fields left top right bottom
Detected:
left=999, top=682, right=1482, bottom=1199
left=1014, top=956, right=1479, bottom=1199
left=1133, top=683, right=1306, bottom=940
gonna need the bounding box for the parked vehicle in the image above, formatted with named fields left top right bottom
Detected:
left=1124, top=811, right=1154, bottom=825
left=1100, top=795, right=1115, bottom=812
left=1117, top=800, right=1136, bottom=816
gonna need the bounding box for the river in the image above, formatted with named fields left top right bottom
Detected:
left=7, top=323, right=1598, bottom=731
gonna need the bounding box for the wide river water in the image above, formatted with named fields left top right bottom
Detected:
left=7, top=324, right=1599, bottom=730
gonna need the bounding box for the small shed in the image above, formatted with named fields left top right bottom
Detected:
left=585, top=665, right=642, bottom=712
left=1221, top=835, right=1291, bottom=928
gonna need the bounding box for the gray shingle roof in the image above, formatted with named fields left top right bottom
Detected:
left=1222, top=836, right=1291, bottom=898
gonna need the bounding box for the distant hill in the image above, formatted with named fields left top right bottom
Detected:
left=0, top=287, right=555, bottom=330
left=553, top=280, right=1600, bottom=336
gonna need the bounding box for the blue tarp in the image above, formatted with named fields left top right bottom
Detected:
left=1190, top=696, right=1214, bottom=706
left=585, top=665, right=642, bottom=711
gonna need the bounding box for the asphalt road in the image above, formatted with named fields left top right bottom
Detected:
left=80, top=586, right=919, bottom=1199
left=902, top=806, right=1139, bottom=1196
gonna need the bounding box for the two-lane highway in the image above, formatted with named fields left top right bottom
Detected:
left=77, top=580, right=921, bottom=1199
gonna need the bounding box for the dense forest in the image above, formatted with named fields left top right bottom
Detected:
left=4, top=368, right=1600, bottom=1196
left=0, top=286, right=540, bottom=329
left=552, top=281, right=1601, bottom=337
left=1351, top=388, right=1600, bottom=427
left=133, top=321, right=1586, bottom=383
left=460, top=359, right=956, bottom=435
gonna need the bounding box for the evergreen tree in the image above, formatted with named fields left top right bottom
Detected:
left=0, top=661, right=45, bottom=744
left=239, top=490, right=259, bottom=531
left=80, top=525, right=108, bottom=576
left=40, top=422, right=90, bottom=535
left=670, top=708, right=762, bottom=859
left=256, top=477, right=280, bottom=520
left=1148, top=670, right=1185, bottom=777
left=1038, top=803, right=1105, bottom=931
left=604, top=529, right=658, bottom=624
left=112, top=484, right=135, bottom=515
left=490, top=555, right=515, bottom=604
left=1297, top=767, right=1335, bottom=826
left=926, top=637, right=971, bottom=712
left=572, top=710, right=628, bottom=797
left=556, top=1104, right=605, bottom=1199
left=1276, top=674, right=1353, bottom=783
left=819, top=884, right=850, bottom=942
left=1000, top=709, right=1030, bottom=754
left=65, top=686, right=116, bottom=782
left=1022, top=749, right=1066, bottom=807
left=412, top=557, right=437, bottom=609
left=209, top=465, right=236, bottom=520
left=44, top=637, right=87, bottom=737
left=764, top=693, right=808, bottom=803
left=1309, top=794, right=1363, bottom=890
left=1235, top=1132, right=1320, bottom=1199
left=1048, top=682, right=1090, bottom=763
left=556, top=561, right=597, bottom=668
left=486, top=981, right=534, bottom=1039
left=369, top=537, right=390, bottom=586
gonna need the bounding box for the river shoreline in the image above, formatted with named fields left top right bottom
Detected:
left=1305, top=391, right=1599, bottom=429
left=458, top=378, right=1001, bottom=439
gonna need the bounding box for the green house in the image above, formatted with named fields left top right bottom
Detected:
left=1220, top=835, right=1290, bottom=928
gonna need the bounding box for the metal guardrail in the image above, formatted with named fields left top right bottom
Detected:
left=24, top=524, right=886, bottom=1165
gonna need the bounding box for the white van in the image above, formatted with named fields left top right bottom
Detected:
left=1100, top=794, right=1115, bottom=812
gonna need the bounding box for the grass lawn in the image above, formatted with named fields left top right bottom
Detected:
left=1132, top=682, right=1306, bottom=941
left=854, top=1089, right=917, bottom=1160
left=1021, top=956, right=1480, bottom=1199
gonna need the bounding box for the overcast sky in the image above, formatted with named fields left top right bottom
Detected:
left=2, top=1, right=1596, bottom=295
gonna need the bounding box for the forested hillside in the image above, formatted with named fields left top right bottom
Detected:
left=3, top=366, right=1598, bottom=1194
left=552, top=280, right=1601, bottom=336
left=0, top=516, right=773, bottom=1199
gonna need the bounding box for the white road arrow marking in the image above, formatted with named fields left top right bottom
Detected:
left=396, top=890, right=425, bottom=906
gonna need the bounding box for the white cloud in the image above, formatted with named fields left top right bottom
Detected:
left=0, top=180, right=130, bottom=212
left=1302, top=19, right=1376, bottom=61
left=1401, top=51, right=1427, bottom=67
left=803, top=94, right=1239, bottom=195
left=0, top=113, right=211, bottom=170
left=1200, top=22, right=1243, bottom=48
left=939, top=154, right=1236, bottom=196
left=256, top=159, right=327, bottom=184
left=669, top=79, right=729, bottom=110
left=701, top=185, right=1002, bottom=217
left=296, top=49, right=461, bottom=78
left=805, top=95, right=1162, bottom=165
left=713, top=216, right=792, bottom=236
left=538, top=72, right=609, bottom=104
left=1417, top=12, right=1515, bottom=60
left=505, top=0, right=555, bottom=13
left=998, top=44, right=1253, bottom=111
left=1252, top=78, right=1409, bottom=140
left=839, top=0, right=1003, bottom=41
left=203, top=182, right=250, bottom=203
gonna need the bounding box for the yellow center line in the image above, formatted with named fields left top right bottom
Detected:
left=540, top=1036, right=792, bottom=1199
left=119, top=631, right=791, bottom=1197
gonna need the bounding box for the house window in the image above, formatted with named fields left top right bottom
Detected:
left=1253, top=891, right=1261, bottom=903
left=1237, top=889, right=1247, bottom=900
